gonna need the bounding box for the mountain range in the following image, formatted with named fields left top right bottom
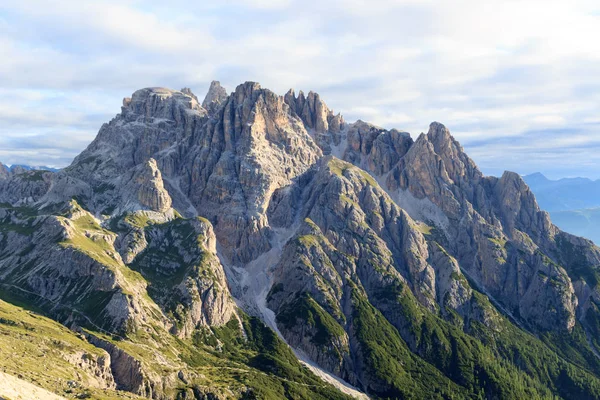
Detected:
left=4, top=165, right=61, bottom=173
left=524, top=173, right=600, bottom=245
left=523, top=172, right=600, bottom=212
left=1, top=81, right=600, bottom=400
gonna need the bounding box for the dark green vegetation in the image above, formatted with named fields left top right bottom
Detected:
left=234, top=316, right=352, bottom=400
left=271, top=217, right=600, bottom=399
left=275, top=272, right=600, bottom=399
left=555, top=234, right=600, bottom=290
left=349, top=280, right=556, bottom=399
left=350, top=288, right=468, bottom=399
left=384, top=281, right=600, bottom=400
left=0, top=291, right=353, bottom=400
left=277, top=293, right=345, bottom=346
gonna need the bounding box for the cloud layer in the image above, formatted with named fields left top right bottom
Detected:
left=1, top=0, right=599, bottom=178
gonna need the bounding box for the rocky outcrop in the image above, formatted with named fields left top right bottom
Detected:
left=180, top=87, right=199, bottom=103
left=128, top=216, right=238, bottom=338
left=201, top=81, right=228, bottom=114
left=265, top=158, right=489, bottom=390
left=0, top=162, right=9, bottom=180
left=0, top=202, right=162, bottom=334
left=374, top=122, right=585, bottom=332
left=63, top=350, right=116, bottom=389
left=70, top=86, right=205, bottom=179
left=84, top=334, right=160, bottom=397
left=344, top=121, right=413, bottom=175
left=492, top=170, right=556, bottom=241
left=0, top=169, right=53, bottom=205
left=284, top=89, right=344, bottom=135
left=284, top=89, right=345, bottom=154
left=126, top=158, right=172, bottom=213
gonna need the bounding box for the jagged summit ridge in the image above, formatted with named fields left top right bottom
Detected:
left=284, top=88, right=345, bottom=134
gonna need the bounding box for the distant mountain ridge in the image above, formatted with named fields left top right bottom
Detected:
left=524, top=172, right=600, bottom=244
left=550, top=208, right=600, bottom=245
left=7, top=164, right=60, bottom=172
left=524, top=172, right=600, bottom=212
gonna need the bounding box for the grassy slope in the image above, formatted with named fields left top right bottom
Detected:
left=0, top=204, right=355, bottom=400
left=0, top=298, right=143, bottom=400
left=0, top=285, right=354, bottom=400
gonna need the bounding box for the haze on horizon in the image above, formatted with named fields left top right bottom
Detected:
left=0, top=0, right=599, bottom=179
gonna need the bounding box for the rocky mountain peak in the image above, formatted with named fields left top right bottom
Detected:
left=423, top=121, right=482, bottom=186
left=75, top=86, right=208, bottom=175
left=427, top=121, right=452, bottom=143
left=116, top=87, right=206, bottom=136
left=128, top=158, right=172, bottom=213
left=494, top=170, right=554, bottom=239
left=0, top=162, right=9, bottom=180
left=423, top=121, right=463, bottom=159
left=283, top=87, right=344, bottom=134
left=128, top=87, right=204, bottom=116
left=180, top=87, right=199, bottom=102
left=202, top=80, right=228, bottom=114
left=231, top=81, right=261, bottom=102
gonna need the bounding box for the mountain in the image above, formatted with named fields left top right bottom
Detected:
left=524, top=173, right=600, bottom=244
left=523, top=172, right=600, bottom=212
left=549, top=208, right=600, bottom=245
left=1, top=82, right=600, bottom=399
left=6, top=164, right=61, bottom=173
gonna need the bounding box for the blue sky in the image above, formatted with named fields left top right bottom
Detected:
left=0, top=0, right=599, bottom=179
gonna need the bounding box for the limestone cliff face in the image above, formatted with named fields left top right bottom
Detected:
left=126, top=158, right=172, bottom=213
left=0, top=86, right=590, bottom=338
left=284, top=89, right=345, bottom=151
left=84, top=333, right=163, bottom=397
left=382, top=123, right=586, bottom=332
left=0, top=168, right=53, bottom=205
left=283, top=89, right=344, bottom=134
left=293, top=119, right=587, bottom=333
left=0, top=201, right=162, bottom=334
left=175, top=82, right=323, bottom=264
left=63, top=350, right=116, bottom=390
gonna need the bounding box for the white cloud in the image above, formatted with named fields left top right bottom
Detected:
left=0, top=0, right=598, bottom=177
